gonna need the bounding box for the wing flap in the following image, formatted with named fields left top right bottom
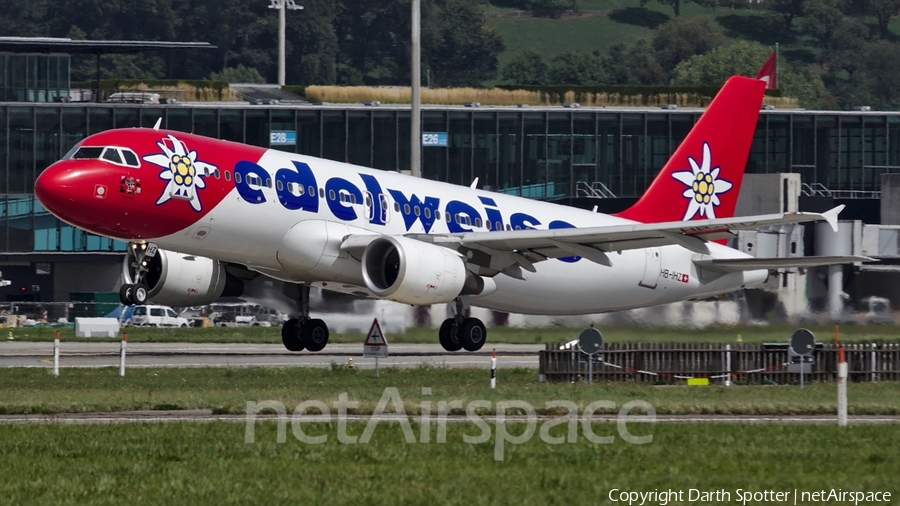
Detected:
left=694, top=255, right=874, bottom=273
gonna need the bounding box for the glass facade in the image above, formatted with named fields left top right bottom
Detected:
left=0, top=54, right=71, bottom=103
left=2, top=102, right=900, bottom=254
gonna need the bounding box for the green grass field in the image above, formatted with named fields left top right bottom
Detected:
left=0, top=422, right=895, bottom=504
left=2, top=367, right=897, bottom=416
left=8, top=323, right=899, bottom=344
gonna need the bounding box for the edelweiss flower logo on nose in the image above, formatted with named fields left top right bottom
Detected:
left=142, top=134, right=217, bottom=212
left=671, top=142, right=732, bottom=221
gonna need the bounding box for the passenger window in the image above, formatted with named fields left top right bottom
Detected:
left=475, top=218, right=482, bottom=228
left=167, top=309, right=177, bottom=318
left=329, top=189, right=336, bottom=200
left=235, top=173, right=242, bottom=184
left=276, top=181, right=284, bottom=191
left=101, top=148, right=123, bottom=164
left=133, top=307, right=146, bottom=316
left=424, top=208, right=431, bottom=219
left=404, top=204, right=411, bottom=215
left=225, top=171, right=231, bottom=181
left=414, top=206, right=420, bottom=216
left=394, top=202, right=400, bottom=212
left=151, top=308, right=164, bottom=316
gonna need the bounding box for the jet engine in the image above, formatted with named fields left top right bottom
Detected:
left=361, top=236, right=484, bottom=305
left=123, top=248, right=243, bottom=307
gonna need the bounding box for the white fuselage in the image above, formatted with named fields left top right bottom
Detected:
left=143, top=149, right=766, bottom=315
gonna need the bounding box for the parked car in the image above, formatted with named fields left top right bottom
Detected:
left=131, top=305, right=190, bottom=327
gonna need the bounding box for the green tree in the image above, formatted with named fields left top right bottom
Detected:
left=860, top=40, right=900, bottom=108
left=670, top=41, right=772, bottom=86
left=424, top=0, right=505, bottom=86
left=529, top=0, right=568, bottom=18
left=779, top=65, right=834, bottom=109
left=652, top=17, right=726, bottom=73
left=209, top=64, right=265, bottom=83
left=800, top=0, right=846, bottom=48
left=640, top=0, right=717, bottom=17
left=547, top=51, right=605, bottom=84
left=604, top=40, right=667, bottom=85
left=863, top=0, right=900, bottom=39
left=501, top=49, right=549, bottom=84
left=766, top=0, right=809, bottom=38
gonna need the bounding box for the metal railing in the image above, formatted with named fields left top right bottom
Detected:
left=575, top=181, right=617, bottom=199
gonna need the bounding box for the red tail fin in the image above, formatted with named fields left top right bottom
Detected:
left=615, top=76, right=766, bottom=223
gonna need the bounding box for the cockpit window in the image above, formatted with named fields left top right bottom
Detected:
left=71, top=146, right=141, bottom=168
left=102, top=148, right=123, bottom=164
left=72, top=147, right=104, bottom=159
left=122, top=150, right=139, bottom=167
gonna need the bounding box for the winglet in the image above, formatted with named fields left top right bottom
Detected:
left=153, top=117, right=162, bottom=131
left=469, top=177, right=479, bottom=189
left=823, top=205, right=845, bottom=232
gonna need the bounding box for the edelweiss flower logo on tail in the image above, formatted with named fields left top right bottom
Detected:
left=142, top=134, right=217, bottom=212
left=671, top=142, right=732, bottom=220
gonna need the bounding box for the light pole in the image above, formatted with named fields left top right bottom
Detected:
left=411, top=0, right=421, bottom=177
left=268, top=0, right=303, bottom=86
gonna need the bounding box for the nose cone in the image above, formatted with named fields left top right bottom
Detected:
left=35, top=161, right=76, bottom=218
left=35, top=160, right=114, bottom=234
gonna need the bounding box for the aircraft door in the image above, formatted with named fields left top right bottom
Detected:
left=638, top=247, right=661, bottom=289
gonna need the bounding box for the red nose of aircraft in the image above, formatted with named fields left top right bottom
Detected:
left=35, top=159, right=138, bottom=238
left=36, top=160, right=98, bottom=225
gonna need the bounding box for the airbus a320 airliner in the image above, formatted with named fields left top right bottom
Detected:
left=34, top=76, right=865, bottom=353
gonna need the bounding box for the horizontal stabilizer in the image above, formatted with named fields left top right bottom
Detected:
left=694, top=255, right=874, bottom=273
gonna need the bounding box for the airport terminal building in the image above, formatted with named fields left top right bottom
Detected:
left=2, top=40, right=898, bottom=315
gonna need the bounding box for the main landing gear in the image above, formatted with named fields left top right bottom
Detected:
left=119, top=242, right=155, bottom=306
left=281, top=284, right=330, bottom=353
left=438, top=297, right=487, bottom=352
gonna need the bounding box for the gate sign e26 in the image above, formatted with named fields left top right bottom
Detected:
left=270, top=130, right=297, bottom=146
left=422, top=132, right=448, bottom=147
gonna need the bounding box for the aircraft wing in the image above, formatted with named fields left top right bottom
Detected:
left=397, top=205, right=848, bottom=279
left=342, top=206, right=858, bottom=279
left=693, top=255, right=872, bottom=273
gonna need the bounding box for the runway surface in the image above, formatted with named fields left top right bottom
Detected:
left=0, top=341, right=541, bottom=369
left=1, top=410, right=898, bottom=425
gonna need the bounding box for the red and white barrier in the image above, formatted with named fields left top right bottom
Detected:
left=120, top=332, right=127, bottom=377
left=490, top=348, right=497, bottom=389
left=838, top=345, right=848, bottom=427
left=53, top=330, right=60, bottom=377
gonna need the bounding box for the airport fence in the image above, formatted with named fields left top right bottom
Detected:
left=539, top=342, right=900, bottom=384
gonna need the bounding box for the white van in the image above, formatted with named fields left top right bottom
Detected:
left=131, top=305, right=190, bottom=327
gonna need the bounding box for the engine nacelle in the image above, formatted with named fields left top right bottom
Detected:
left=361, top=236, right=483, bottom=305
left=123, top=249, right=243, bottom=307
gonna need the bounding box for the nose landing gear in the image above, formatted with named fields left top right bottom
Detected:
left=120, top=242, right=156, bottom=305
left=281, top=283, right=330, bottom=353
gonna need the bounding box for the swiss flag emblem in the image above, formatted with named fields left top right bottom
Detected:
left=94, top=185, right=107, bottom=199
left=681, top=273, right=689, bottom=283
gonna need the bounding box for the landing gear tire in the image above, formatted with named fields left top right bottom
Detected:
left=459, top=318, right=487, bottom=352
left=438, top=318, right=463, bottom=352
left=304, top=319, right=329, bottom=352
left=119, top=284, right=134, bottom=305
left=281, top=318, right=305, bottom=352
left=132, top=283, right=149, bottom=305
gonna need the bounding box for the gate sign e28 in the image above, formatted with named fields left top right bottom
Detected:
left=422, top=132, right=448, bottom=147
left=270, top=130, right=297, bottom=146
